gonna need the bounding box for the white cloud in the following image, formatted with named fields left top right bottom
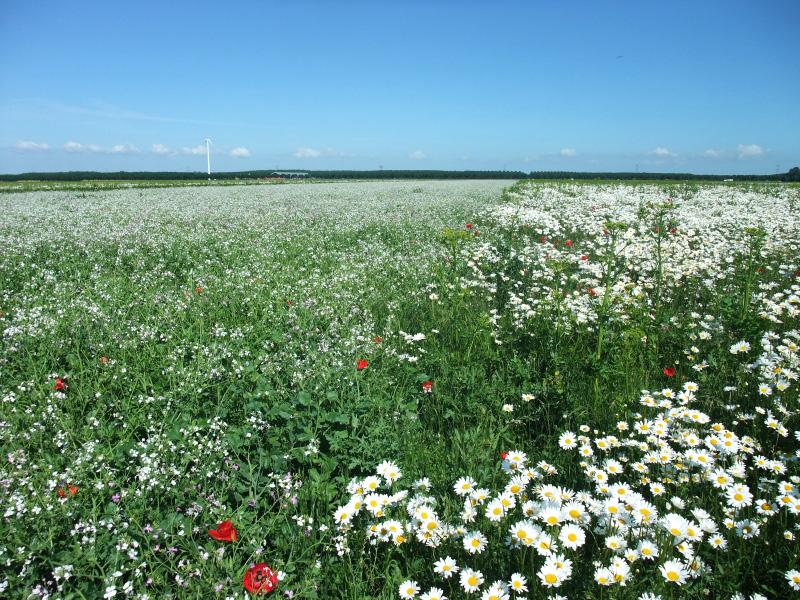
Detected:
left=151, top=143, right=171, bottom=155
left=408, top=150, right=426, bottom=160
left=111, top=144, right=139, bottom=154
left=737, top=143, right=764, bottom=159
left=230, top=146, right=251, bottom=158
left=64, top=141, right=104, bottom=153
left=181, top=145, right=207, bottom=155
left=559, top=148, right=576, bottom=157
left=294, top=147, right=321, bottom=158
left=15, top=140, right=50, bottom=151
left=650, top=146, right=676, bottom=157
left=703, top=148, right=721, bottom=158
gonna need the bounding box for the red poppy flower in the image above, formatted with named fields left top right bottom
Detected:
left=68, top=485, right=78, bottom=496
left=663, top=367, right=676, bottom=378
left=372, top=336, right=383, bottom=343
left=356, top=359, right=369, bottom=371
left=500, top=451, right=508, bottom=460
left=243, top=563, right=278, bottom=595
left=587, top=288, right=598, bottom=297
left=539, top=235, right=547, bottom=243
left=421, top=380, right=433, bottom=393
left=580, top=255, right=588, bottom=261
left=465, top=223, right=474, bottom=229
left=54, top=378, right=66, bottom=391
left=565, top=239, right=573, bottom=247
left=286, top=300, right=294, bottom=306
left=208, top=520, right=238, bottom=543
left=195, top=287, right=203, bottom=294
left=57, top=488, right=66, bottom=498
left=670, top=227, right=678, bottom=234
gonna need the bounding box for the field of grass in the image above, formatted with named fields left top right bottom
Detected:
left=1, top=180, right=799, bottom=599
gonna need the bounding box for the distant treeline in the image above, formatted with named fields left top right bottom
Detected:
left=1, top=167, right=798, bottom=182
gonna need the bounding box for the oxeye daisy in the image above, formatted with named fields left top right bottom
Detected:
left=454, top=476, right=477, bottom=496
left=463, top=531, right=488, bottom=554
left=558, top=523, right=586, bottom=549
left=459, top=568, right=484, bottom=593
left=558, top=431, right=577, bottom=449
left=421, top=588, right=446, bottom=600
left=660, top=559, right=688, bottom=585
left=398, top=580, right=420, bottom=599
left=786, top=569, right=800, bottom=592
left=508, top=573, right=527, bottom=593
left=433, top=556, right=458, bottom=579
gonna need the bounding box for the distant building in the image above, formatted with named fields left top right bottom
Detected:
left=271, top=171, right=308, bottom=178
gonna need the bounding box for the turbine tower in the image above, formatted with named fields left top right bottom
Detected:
left=205, top=138, right=212, bottom=178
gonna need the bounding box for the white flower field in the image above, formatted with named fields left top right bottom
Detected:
left=1, top=180, right=799, bottom=599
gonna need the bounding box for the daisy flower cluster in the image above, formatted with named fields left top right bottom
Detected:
left=334, top=376, right=799, bottom=596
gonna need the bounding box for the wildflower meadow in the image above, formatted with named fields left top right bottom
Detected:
left=1, top=179, right=799, bottom=600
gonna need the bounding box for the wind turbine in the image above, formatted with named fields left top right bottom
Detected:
left=205, top=138, right=212, bottom=179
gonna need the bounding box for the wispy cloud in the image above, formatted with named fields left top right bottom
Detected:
left=408, top=150, right=426, bottom=160
left=559, top=148, right=576, bottom=157
left=649, top=146, right=676, bottom=158
left=737, top=143, right=764, bottom=159
left=111, top=144, right=139, bottom=154
left=230, top=147, right=251, bottom=158
left=151, top=143, right=171, bottom=155
left=15, top=140, right=50, bottom=151
left=181, top=145, right=207, bottom=156
left=294, top=147, right=321, bottom=158
left=64, top=141, right=105, bottom=153
left=703, top=148, right=721, bottom=158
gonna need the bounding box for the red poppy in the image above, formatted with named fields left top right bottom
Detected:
left=208, top=520, right=238, bottom=543
left=663, top=367, right=676, bottom=378
left=539, top=235, right=547, bottom=243
left=500, top=451, right=508, bottom=460
left=195, top=287, right=203, bottom=294
left=565, top=239, right=573, bottom=247
left=54, top=378, right=66, bottom=391
left=372, top=336, right=383, bottom=343
left=286, top=300, right=294, bottom=306
left=580, top=255, right=588, bottom=261
left=356, top=359, right=369, bottom=371
left=465, top=223, right=474, bottom=229
left=587, top=288, right=598, bottom=297
left=243, top=563, right=278, bottom=595
left=57, top=484, right=77, bottom=498
left=421, top=380, right=433, bottom=393
left=670, top=227, right=678, bottom=234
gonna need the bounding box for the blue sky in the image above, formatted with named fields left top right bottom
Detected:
left=1, top=0, right=798, bottom=174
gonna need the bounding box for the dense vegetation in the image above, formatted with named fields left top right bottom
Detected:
left=1, top=180, right=799, bottom=599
